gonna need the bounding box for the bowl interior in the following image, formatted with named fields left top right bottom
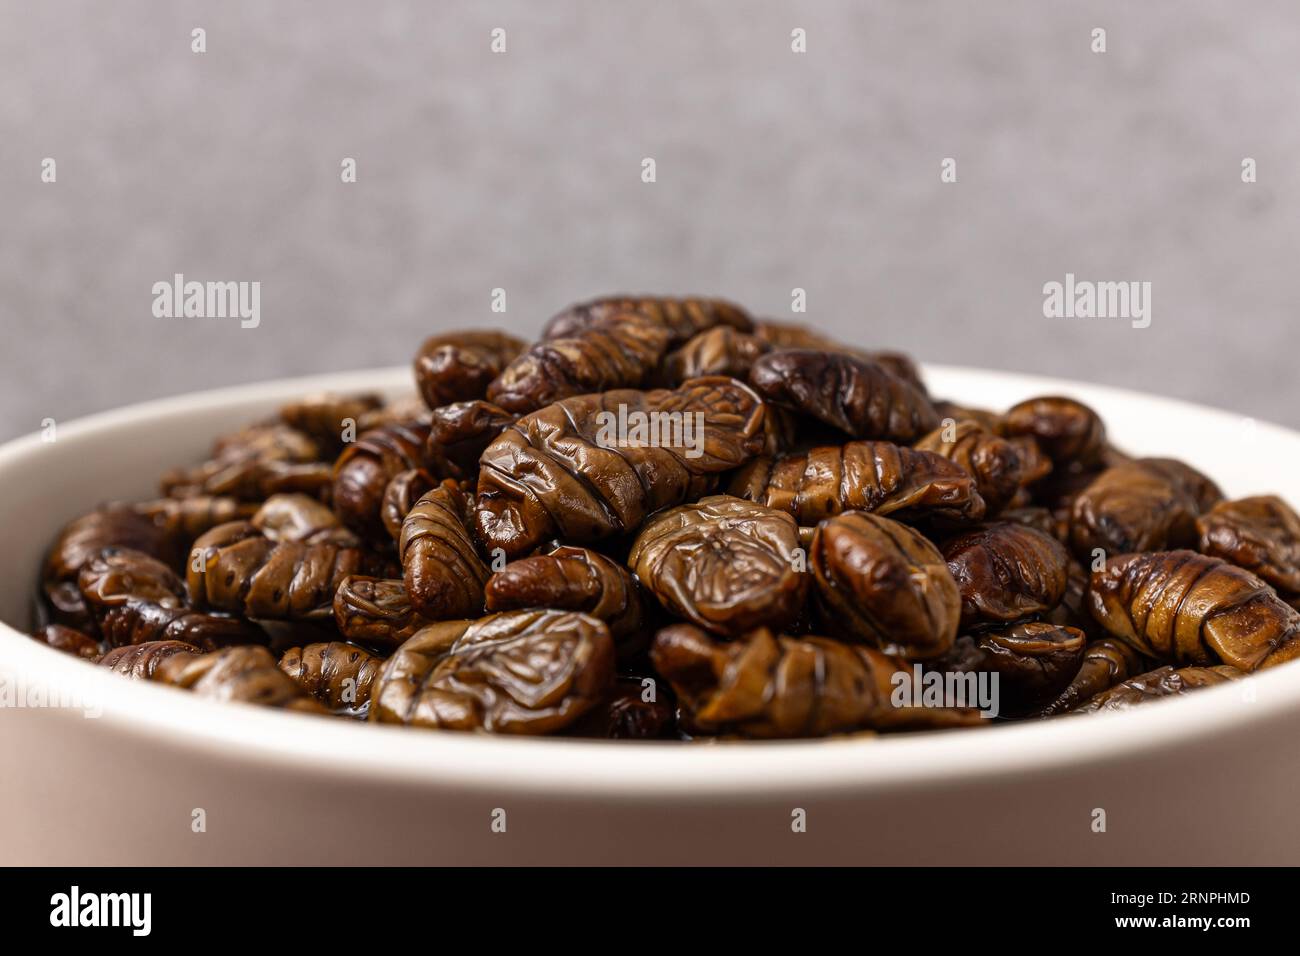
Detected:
left=1, top=363, right=1297, bottom=795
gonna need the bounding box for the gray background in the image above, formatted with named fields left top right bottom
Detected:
left=2, top=0, right=1298, bottom=441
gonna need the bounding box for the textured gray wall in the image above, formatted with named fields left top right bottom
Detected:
left=2, top=0, right=1298, bottom=440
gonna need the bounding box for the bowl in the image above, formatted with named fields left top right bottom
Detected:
left=2, top=365, right=1297, bottom=865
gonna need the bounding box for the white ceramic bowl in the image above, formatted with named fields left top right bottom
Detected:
left=2, top=366, right=1297, bottom=865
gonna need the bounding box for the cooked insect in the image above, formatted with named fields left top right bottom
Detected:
left=867, top=351, right=930, bottom=396
left=356, top=393, right=431, bottom=431
left=187, top=521, right=370, bottom=621
left=752, top=320, right=851, bottom=352
left=160, top=423, right=329, bottom=501
left=931, top=400, right=1004, bottom=435
left=1072, top=663, right=1245, bottom=713
left=1197, top=495, right=1300, bottom=600
left=1088, top=550, right=1300, bottom=671
left=476, top=377, right=766, bottom=558
left=331, top=420, right=431, bottom=538
left=1000, top=505, right=1065, bottom=543
left=32, top=624, right=102, bottom=661
left=380, top=469, right=434, bottom=541
left=541, top=295, right=752, bottom=343
left=726, top=440, right=985, bottom=527
left=751, top=322, right=928, bottom=393
left=99, top=640, right=200, bottom=679
left=756, top=405, right=811, bottom=457
left=748, top=349, right=938, bottom=443
left=628, top=496, right=806, bottom=637
left=136, top=495, right=260, bottom=547
left=153, top=645, right=328, bottom=713
left=400, top=480, right=490, bottom=620
left=652, top=625, right=980, bottom=738
left=567, top=676, right=677, bottom=739
left=42, top=505, right=173, bottom=627
left=280, top=392, right=384, bottom=451
left=1037, top=637, right=1145, bottom=716
left=1070, top=458, right=1222, bottom=559
left=1000, top=396, right=1106, bottom=472
left=249, top=461, right=335, bottom=500
left=278, top=642, right=383, bottom=712
left=79, top=548, right=266, bottom=649
left=485, top=545, right=648, bottom=657
left=251, top=493, right=359, bottom=545
left=487, top=312, right=672, bottom=414
left=370, top=609, right=615, bottom=733
left=938, top=623, right=1086, bottom=717
left=414, top=330, right=527, bottom=409
left=811, top=512, right=961, bottom=659
left=37, top=297, right=1300, bottom=741
left=942, top=522, right=1070, bottom=630
left=333, top=576, right=432, bottom=650
left=423, top=400, right=517, bottom=481
left=915, top=420, right=1050, bottom=515
left=661, top=326, right=771, bottom=385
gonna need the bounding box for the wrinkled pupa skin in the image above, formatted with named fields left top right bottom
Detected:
left=333, top=576, right=433, bottom=650
left=942, top=522, right=1070, bottom=630
left=810, top=511, right=961, bottom=660
left=423, top=400, right=517, bottom=482
left=727, top=440, right=986, bottom=527
left=1071, top=663, right=1245, bottom=713
left=627, top=496, right=807, bottom=638
left=476, top=377, right=767, bottom=558
left=32, top=624, right=103, bottom=662
left=279, top=641, right=383, bottom=713
left=487, top=313, right=673, bottom=414
left=160, top=423, right=331, bottom=501
left=414, top=330, right=526, bottom=410
left=933, top=622, right=1086, bottom=717
left=651, top=624, right=981, bottom=738
left=380, top=469, right=435, bottom=542
left=187, top=521, right=371, bottom=622
left=1069, top=458, right=1222, bottom=559
left=79, top=548, right=266, bottom=650
left=279, top=392, right=384, bottom=451
left=1000, top=396, right=1107, bottom=472
left=485, top=545, right=649, bottom=658
left=1037, top=638, right=1146, bottom=717
left=540, top=295, right=752, bottom=344
left=331, top=420, right=431, bottom=540
left=1087, top=550, right=1300, bottom=671
left=42, top=505, right=174, bottom=629
left=369, top=610, right=615, bottom=734
left=251, top=493, right=358, bottom=545
left=914, top=419, right=1050, bottom=515
left=1197, top=495, right=1300, bottom=600
left=153, top=645, right=328, bottom=714
left=748, top=349, right=939, bottom=444
left=399, top=480, right=490, bottom=621
left=660, top=326, right=771, bottom=385
left=100, top=640, right=200, bottom=679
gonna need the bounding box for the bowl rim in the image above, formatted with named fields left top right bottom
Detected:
left=2, top=363, right=1296, bottom=798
